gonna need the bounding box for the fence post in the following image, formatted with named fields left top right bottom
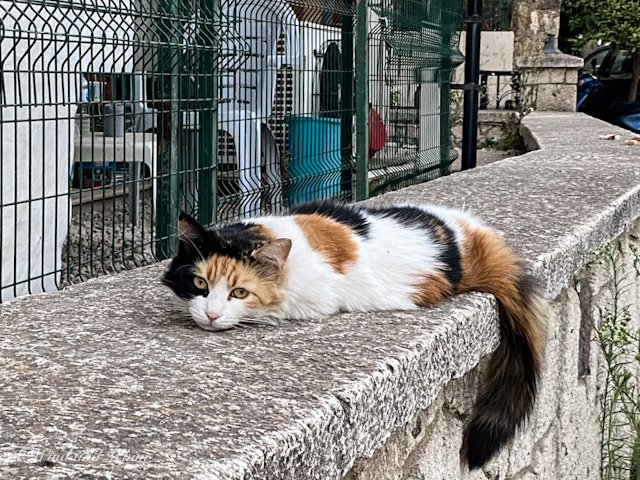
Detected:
left=354, top=0, right=369, bottom=201
left=197, top=0, right=218, bottom=226
left=439, top=5, right=453, bottom=175
left=155, top=0, right=182, bottom=260
left=340, top=0, right=355, bottom=199
left=461, top=0, right=482, bottom=170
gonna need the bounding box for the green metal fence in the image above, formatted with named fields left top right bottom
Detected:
left=0, top=0, right=464, bottom=302
left=367, top=0, right=464, bottom=195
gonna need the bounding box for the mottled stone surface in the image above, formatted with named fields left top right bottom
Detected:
left=511, top=0, right=561, bottom=59
left=0, top=270, right=499, bottom=479
left=1, top=112, right=640, bottom=479
left=516, top=58, right=584, bottom=112
left=516, top=53, right=584, bottom=70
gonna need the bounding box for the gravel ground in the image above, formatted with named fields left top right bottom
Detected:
left=61, top=192, right=156, bottom=287
left=60, top=191, right=245, bottom=288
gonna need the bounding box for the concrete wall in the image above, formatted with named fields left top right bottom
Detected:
left=457, top=31, right=515, bottom=74
left=455, top=31, right=515, bottom=109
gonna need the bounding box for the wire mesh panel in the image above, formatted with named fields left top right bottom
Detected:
left=0, top=0, right=464, bottom=302
left=0, top=0, right=220, bottom=300
left=367, top=0, right=464, bottom=195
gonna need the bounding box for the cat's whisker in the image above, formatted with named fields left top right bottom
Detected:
left=184, top=236, right=206, bottom=262
left=173, top=264, right=193, bottom=274
left=168, top=298, right=194, bottom=319
left=239, top=317, right=279, bottom=328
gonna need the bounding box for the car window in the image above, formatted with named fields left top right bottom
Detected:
left=610, top=49, right=631, bottom=75
left=584, top=48, right=609, bottom=75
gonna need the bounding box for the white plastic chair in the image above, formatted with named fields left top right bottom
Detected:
left=218, top=0, right=300, bottom=217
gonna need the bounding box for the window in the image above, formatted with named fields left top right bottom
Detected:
left=584, top=48, right=609, bottom=75
left=610, top=49, right=631, bottom=75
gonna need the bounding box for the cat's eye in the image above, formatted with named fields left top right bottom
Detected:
left=193, top=276, right=207, bottom=290
left=230, top=287, right=249, bottom=299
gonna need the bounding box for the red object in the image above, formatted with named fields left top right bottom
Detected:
left=368, top=106, right=388, bottom=160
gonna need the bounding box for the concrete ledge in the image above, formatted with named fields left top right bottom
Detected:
left=516, top=53, right=584, bottom=70
left=2, top=112, right=640, bottom=479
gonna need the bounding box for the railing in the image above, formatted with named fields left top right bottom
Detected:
left=479, top=70, right=521, bottom=110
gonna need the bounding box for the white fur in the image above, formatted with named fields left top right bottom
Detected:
left=185, top=204, right=474, bottom=330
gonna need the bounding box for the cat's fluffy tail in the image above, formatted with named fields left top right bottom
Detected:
left=457, top=225, right=546, bottom=469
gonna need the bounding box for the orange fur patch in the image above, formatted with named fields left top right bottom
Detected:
left=432, top=224, right=450, bottom=245
left=456, top=221, right=544, bottom=360
left=457, top=222, right=519, bottom=299
left=413, top=272, right=452, bottom=306
left=293, top=214, right=358, bottom=274
left=248, top=224, right=276, bottom=242
left=193, top=255, right=283, bottom=309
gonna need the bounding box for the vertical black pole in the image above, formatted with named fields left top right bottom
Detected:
left=341, top=0, right=354, bottom=199
left=197, top=0, right=218, bottom=226
left=439, top=6, right=453, bottom=176
left=461, top=0, right=482, bottom=170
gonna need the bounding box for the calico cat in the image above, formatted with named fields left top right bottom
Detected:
left=162, top=201, right=545, bottom=469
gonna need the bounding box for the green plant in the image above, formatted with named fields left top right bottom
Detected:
left=448, top=90, right=464, bottom=148
left=630, top=242, right=640, bottom=277
left=588, top=243, right=640, bottom=480
left=492, top=72, right=536, bottom=153
left=450, top=90, right=463, bottom=128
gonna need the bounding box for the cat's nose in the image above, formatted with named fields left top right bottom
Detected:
left=206, top=312, right=220, bottom=323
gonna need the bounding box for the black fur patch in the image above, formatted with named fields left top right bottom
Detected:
left=463, top=271, right=543, bottom=469
left=289, top=201, right=370, bottom=238
left=162, top=219, right=270, bottom=299
left=162, top=251, right=208, bottom=300
left=211, top=222, right=270, bottom=260
left=367, top=206, right=463, bottom=288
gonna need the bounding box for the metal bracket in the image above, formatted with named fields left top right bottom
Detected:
left=451, top=83, right=479, bottom=91
left=462, top=14, right=483, bottom=25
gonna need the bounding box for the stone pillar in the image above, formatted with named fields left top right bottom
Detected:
left=515, top=35, right=584, bottom=112
left=512, top=0, right=561, bottom=59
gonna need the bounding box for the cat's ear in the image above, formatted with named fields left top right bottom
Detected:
left=253, top=238, right=292, bottom=278
left=177, top=211, right=208, bottom=252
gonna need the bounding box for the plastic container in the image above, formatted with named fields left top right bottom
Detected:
left=285, top=115, right=342, bottom=203
left=103, top=103, right=125, bottom=137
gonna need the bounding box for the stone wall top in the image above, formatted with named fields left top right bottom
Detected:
left=516, top=52, right=584, bottom=69
left=1, top=113, right=640, bottom=479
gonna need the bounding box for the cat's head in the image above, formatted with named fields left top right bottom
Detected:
left=162, top=212, right=291, bottom=331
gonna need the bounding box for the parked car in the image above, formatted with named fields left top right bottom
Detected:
left=578, top=45, right=640, bottom=132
